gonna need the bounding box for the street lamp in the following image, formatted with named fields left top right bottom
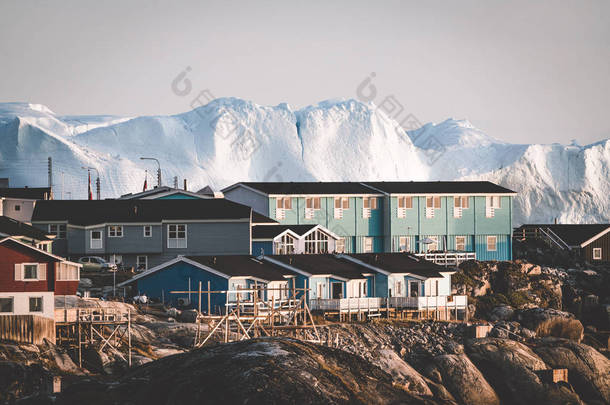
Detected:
left=140, top=157, right=162, bottom=187
left=81, top=166, right=100, bottom=200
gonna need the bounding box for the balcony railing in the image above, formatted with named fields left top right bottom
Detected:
left=310, top=297, right=384, bottom=313
left=388, top=295, right=467, bottom=310
left=415, top=251, right=476, bottom=266
left=309, top=295, right=467, bottom=312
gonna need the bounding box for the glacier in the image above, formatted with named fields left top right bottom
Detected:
left=0, top=99, right=608, bottom=226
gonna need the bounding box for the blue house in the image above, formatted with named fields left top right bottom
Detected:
left=117, top=255, right=296, bottom=313
left=261, top=254, right=374, bottom=300
left=222, top=181, right=516, bottom=261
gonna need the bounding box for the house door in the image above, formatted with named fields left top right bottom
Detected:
left=410, top=281, right=419, bottom=297
left=331, top=282, right=343, bottom=299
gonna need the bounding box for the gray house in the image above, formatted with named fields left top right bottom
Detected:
left=31, top=199, right=255, bottom=270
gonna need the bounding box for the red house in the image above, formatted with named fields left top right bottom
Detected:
left=0, top=237, right=80, bottom=320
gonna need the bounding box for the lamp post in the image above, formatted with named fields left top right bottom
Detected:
left=81, top=166, right=100, bottom=200
left=140, top=157, right=162, bottom=187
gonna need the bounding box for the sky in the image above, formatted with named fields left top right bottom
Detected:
left=1, top=0, right=609, bottom=145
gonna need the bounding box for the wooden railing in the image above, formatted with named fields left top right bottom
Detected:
left=54, top=308, right=130, bottom=323
left=414, top=252, right=476, bottom=266
left=388, top=295, right=467, bottom=309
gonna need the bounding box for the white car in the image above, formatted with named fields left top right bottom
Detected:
left=78, top=256, right=117, bottom=272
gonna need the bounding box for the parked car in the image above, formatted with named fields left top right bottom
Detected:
left=78, top=256, right=116, bottom=272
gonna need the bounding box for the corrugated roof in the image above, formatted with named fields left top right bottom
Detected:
left=252, top=224, right=317, bottom=239
left=186, top=255, right=294, bottom=281
left=0, top=187, right=52, bottom=200
left=364, top=181, right=516, bottom=194
left=517, top=224, right=610, bottom=247
left=31, top=199, right=252, bottom=226
left=268, top=254, right=369, bottom=279
left=233, top=182, right=378, bottom=195
left=345, top=253, right=445, bottom=278
left=0, top=216, right=50, bottom=241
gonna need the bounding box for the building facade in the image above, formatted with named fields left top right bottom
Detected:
left=31, top=199, right=255, bottom=270
left=222, top=181, right=516, bottom=261
left=0, top=186, right=52, bottom=223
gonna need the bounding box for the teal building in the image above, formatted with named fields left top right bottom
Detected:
left=222, top=181, right=516, bottom=261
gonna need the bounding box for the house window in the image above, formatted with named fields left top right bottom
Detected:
left=334, top=197, right=349, bottom=219
left=276, top=197, right=292, bottom=219
left=90, top=230, right=102, bottom=249
left=56, top=262, right=79, bottom=281
left=425, top=196, right=440, bottom=218
left=0, top=297, right=13, bottom=313
left=486, top=196, right=501, bottom=217
left=593, top=248, right=602, bottom=260
left=23, top=264, right=38, bottom=280
left=453, top=196, right=469, bottom=218
left=335, top=238, right=346, bottom=253
left=395, top=280, right=402, bottom=296
left=49, top=224, right=66, bottom=239
left=455, top=236, right=466, bottom=251
left=487, top=236, right=497, bottom=251
left=363, top=237, right=373, bottom=253
left=410, top=281, right=419, bottom=297
left=275, top=234, right=295, bottom=255
left=399, top=236, right=410, bottom=252
left=397, top=196, right=412, bottom=218
left=108, top=225, right=123, bottom=237
left=143, top=225, right=152, bottom=238
left=305, top=230, right=329, bottom=254
left=168, top=224, right=187, bottom=248
left=14, top=204, right=21, bottom=211
left=363, top=197, right=377, bottom=218
left=305, top=197, right=320, bottom=219
left=29, top=297, right=43, bottom=312
left=137, top=255, right=148, bottom=271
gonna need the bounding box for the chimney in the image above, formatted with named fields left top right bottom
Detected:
left=554, top=217, right=558, bottom=224
left=184, top=179, right=187, bottom=191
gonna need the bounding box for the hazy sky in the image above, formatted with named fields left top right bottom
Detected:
left=1, top=0, right=608, bottom=144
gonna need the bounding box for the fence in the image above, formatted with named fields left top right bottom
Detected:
left=414, top=252, right=476, bottom=266
left=0, top=315, right=56, bottom=345
left=310, top=297, right=384, bottom=313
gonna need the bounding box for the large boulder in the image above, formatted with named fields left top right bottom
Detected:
left=534, top=338, right=610, bottom=404
left=423, top=354, right=500, bottom=405
left=466, top=338, right=583, bottom=404
left=55, top=338, right=440, bottom=404
left=516, top=308, right=584, bottom=341
left=489, top=305, right=514, bottom=322
left=375, top=349, right=433, bottom=396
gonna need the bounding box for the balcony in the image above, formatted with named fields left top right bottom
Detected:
left=415, top=251, right=476, bottom=266
left=388, top=295, right=467, bottom=310
left=309, top=297, right=384, bottom=313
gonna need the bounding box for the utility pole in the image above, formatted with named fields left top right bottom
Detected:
left=82, top=166, right=101, bottom=200
left=140, top=157, right=162, bottom=187
left=48, top=157, right=53, bottom=197
left=173, top=176, right=178, bottom=189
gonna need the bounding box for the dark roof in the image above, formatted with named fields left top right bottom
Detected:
left=31, top=199, right=252, bottom=226
left=230, top=182, right=379, bottom=195
left=0, top=237, right=61, bottom=261
left=345, top=253, right=445, bottom=278
left=251, top=211, right=278, bottom=225
left=186, top=255, right=293, bottom=281
left=268, top=254, right=369, bottom=279
left=518, top=224, right=610, bottom=247
left=0, top=216, right=50, bottom=241
left=364, top=181, right=516, bottom=194
left=252, top=224, right=317, bottom=239
left=0, top=187, right=52, bottom=200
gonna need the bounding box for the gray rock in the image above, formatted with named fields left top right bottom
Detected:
left=178, top=309, right=199, bottom=323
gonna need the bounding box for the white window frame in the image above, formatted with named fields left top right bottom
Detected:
left=592, top=248, right=602, bottom=260
left=305, top=230, right=330, bottom=254
left=486, top=196, right=501, bottom=218
left=0, top=297, right=14, bottom=313
left=14, top=204, right=21, bottom=212
left=167, top=224, right=187, bottom=249
left=90, top=230, right=103, bottom=249
left=487, top=236, right=497, bottom=251
left=136, top=255, right=148, bottom=271
left=108, top=225, right=123, bottom=238
left=276, top=197, right=291, bottom=220
left=362, top=197, right=377, bottom=219
left=22, top=263, right=39, bottom=280
left=275, top=234, right=295, bottom=255
left=143, top=225, right=152, bottom=238
left=334, top=197, right=348, bottom=219
left=29, top=296, right=43, bottom=313
left=305, top=197, right=320, bottom=219
left=56, top=262, right=80, bottom=281
left=397, top=196, right=412, bottom=218
left=398, top=236, right=410, bottom=252
left=363, top=237, right=373, bottom=253
left=455, top=236, right=466, bottom=251
left=335, top=237, right=346, bottom=253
